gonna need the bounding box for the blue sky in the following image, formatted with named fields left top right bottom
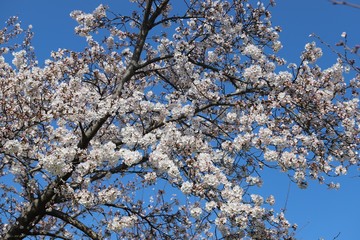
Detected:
left=1, top=0, right=359, bottom=239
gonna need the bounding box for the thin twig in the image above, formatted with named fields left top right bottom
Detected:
left=329, top=0, right=360, bottom=9
left=283, top=180, right=292, bottom=213
left=333, top=232, right=341, bottom=239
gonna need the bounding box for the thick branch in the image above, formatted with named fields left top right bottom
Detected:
left=90, top=155, right=149, bottom=182
left=115, top=0, right=170, bottom=97
left=77, top=113, right=111, bottom=149
left=3, top=175, right=71, bottom=239
left=27, top=231, right=72, bottom=240
left=4, top=114, right=110, bottom=238
left=46, top=209, right=104, bottom=240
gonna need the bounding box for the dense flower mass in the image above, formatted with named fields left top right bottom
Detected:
left=0, top=0, right=359, bottom=239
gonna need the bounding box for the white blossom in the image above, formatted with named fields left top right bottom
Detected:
left=12, top=50, right=27, bottom=69
left=243, top=44, right=262, bottom=60
left=190, top=206, right=202, bottom=219
left=335, top=165, right=347, bottom=175
left=205, top=201, right=217, bottom=212
left=180, top=181, right=193, bottom=194
left=119, top=149, right=142, bottom=166
left=108, top=215, right=137, bottom=231
left=266, top=195, right=275, bottom=206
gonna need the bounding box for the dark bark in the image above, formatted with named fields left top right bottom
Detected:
left=46, top=209, right=104, bottom=240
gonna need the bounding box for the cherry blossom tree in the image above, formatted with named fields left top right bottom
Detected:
left=0, top=0, right=359, bottom=239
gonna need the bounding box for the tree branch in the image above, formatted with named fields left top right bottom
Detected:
left=114, top=0, right=170, bottom=97
left=27, top=230, right=72, bottom=240
left=46, top=209, right=104, bottom=240
left=329, top=0, right=360, bottom=9
left=90, top=155, right=149, bottom=182
left=3, top=175, right=70, bottom=239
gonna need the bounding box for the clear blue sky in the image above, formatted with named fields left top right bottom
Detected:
left=1, top=1, right=359, bottom=239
